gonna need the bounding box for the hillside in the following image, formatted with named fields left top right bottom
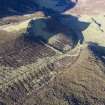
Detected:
left=0, top=0, right=105, bottom=105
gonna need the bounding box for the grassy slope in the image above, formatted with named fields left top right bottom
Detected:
left=23, top=47, right=105, bottom=105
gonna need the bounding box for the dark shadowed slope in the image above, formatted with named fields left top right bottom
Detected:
left=0, top=0, right=77, bottom=18
left=25, top=14, right=89, bottom=44
left=0, top=0, right=38, bottom=18
left=88, top=42, right=105, bottom=64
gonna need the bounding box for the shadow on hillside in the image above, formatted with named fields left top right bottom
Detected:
left=88, top=42, right=105, bottom=64
left=0, top=0, right=76, bottom=18
left=25, top=14, right=90, bottom=44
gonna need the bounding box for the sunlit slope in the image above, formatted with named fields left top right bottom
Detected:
left=80, top=15, right=105, bottom=46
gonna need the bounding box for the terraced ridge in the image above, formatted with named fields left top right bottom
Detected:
left=0, top=41, right=56, bottom=68
left=0, top=41, right=80, bottom=105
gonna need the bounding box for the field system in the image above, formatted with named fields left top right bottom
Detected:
left=0, top=34, right=80, bottom=104
left=0, top=14, right=81, bottom=104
